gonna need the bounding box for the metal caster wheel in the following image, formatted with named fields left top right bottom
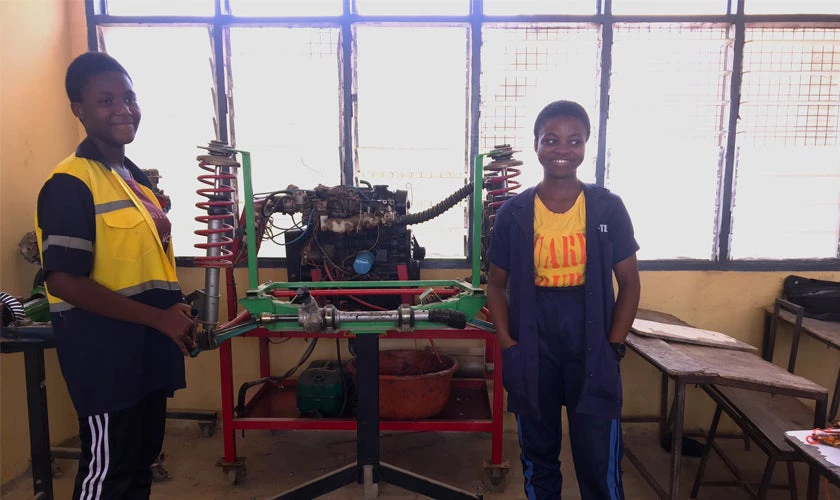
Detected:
left=199, top=421, right=216, bottom=438
left=150, top=452, right=171, bottom=481
left=217, top=457, right=247, bottom=486
left=151, top=464, right=170, bottom=482
left=50, top=458, right=63, bottom=478
left=226, top=466, right=246, bottom=485
left=482, top=459, right=510, bottom=492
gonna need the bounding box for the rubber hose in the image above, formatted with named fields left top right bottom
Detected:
left=394, top=182, right=474, bottom=226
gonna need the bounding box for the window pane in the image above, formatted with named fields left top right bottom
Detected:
left=612, top=0, right=728, bottom=15
left=355, top=0, right=469, bottom=15
left=730, top=27, right=840, bottom=259
left=608, top=24, right=733, bottom=260
left=355, top=25, right=469, bottom=259
left=746, top=0, right=840, bottom=15
left=106, top=0, right=214, bottom=16
left=483, top=0, right=594, bottom=15
left=229, top=0, right=342, bottom=16
left=101, top=27, right=217, bottom=258
left=480, top=24, right=601, bottom=189
left=229, top=27, right=341, bottom=258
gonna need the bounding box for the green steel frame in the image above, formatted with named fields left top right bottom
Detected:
left=227, top=147, right=494, bottom=335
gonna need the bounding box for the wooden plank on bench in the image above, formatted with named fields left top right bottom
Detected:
left=683, top=344, right=828, bottom=400
left=765, top=305, right=840, bottom=350
left=716, top=385, right=816, bottom=453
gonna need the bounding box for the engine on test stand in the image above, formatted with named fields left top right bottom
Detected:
left=267, top=184, right=426, bottom=284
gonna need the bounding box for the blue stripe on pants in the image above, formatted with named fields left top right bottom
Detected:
left=516, top=415, right=538, bottom=500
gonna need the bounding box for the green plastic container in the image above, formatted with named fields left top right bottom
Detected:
left=296, top=360, right=346, bottom=417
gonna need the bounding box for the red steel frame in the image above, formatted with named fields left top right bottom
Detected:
left=218, top=267, right=505, bottom=469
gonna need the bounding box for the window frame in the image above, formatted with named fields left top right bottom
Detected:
left=85, top=0, right=840, bottom=271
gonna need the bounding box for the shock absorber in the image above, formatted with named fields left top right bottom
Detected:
left=481, top=144, right=522, bottom=274
left=194, top=140, right=241, bottom=333
left=483, top=144, right=522, bottom=219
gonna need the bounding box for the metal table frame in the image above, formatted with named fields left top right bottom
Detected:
left=762, top=298, right=840, bottom=422
left=1, top=326, right=56, bottom=500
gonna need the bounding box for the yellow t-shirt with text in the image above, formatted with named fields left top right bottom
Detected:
left=534, top=192, right=586, bottom=287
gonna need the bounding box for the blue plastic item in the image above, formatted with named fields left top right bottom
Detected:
left=353, top=251, right=375, bottom=275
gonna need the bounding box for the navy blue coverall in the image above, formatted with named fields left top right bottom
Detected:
left=489, top=183, right=639, bottom=499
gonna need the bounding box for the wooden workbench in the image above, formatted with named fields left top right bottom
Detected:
left=624, top=309, right=828, bottom=500
left=762, top=303, right=840, bottom=421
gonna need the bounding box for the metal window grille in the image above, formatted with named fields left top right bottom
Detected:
left=740, top=27, right=840, bottom=147
left=480, top=24, right=601, bottom=185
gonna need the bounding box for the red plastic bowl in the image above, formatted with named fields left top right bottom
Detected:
left=347, top=349, right=459, bottom=419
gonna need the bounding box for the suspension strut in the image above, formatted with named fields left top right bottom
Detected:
left=193, top=140, right=241, bottom=333
left=481, top=144, right=522, bottom=273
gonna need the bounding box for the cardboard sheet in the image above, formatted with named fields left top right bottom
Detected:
left=786, top=430, right=840, bottom=467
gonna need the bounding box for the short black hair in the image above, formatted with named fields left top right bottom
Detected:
left=65, top=52, right=131, bottom=103
left=533, top=100, right=591, bottom=141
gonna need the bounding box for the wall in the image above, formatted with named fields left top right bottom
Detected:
left=1, top=0, right=838, bottom=487
left=0, top=0, right=88, bottom=483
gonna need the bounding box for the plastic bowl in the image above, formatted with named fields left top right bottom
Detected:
left=346, top=349, right=459, bottom=419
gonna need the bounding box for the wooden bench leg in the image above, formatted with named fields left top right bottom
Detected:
left=691, top=404, right=723, bottom=499
left=757, top=457, right=777, bottom=500
left=786, top=461, right=797, bottom=500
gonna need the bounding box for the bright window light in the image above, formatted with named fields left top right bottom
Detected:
left=101, top=26, right=217, bottom=258
left=480, top=24, right=601, bottom=188
left=106, top=0, right=215, bottom=16
left=746, top=0, right=840, bottom=15
left=228, top=0, right=342, bottom=16
left=228, top=27, right=341, bottom=258
left=354, top=25, right=470, bottom=259
left=355, top=0, right=470, bottom=16
left=730, top=27, right=840, bottom=259
left=607, top=24, right=733, bottom=260
left=612, top=0, right=728, bottom=15
left=483, top=0, right=594, bottom=15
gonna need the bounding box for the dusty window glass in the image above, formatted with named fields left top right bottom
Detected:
left=607, top=24, right=733, bottom=260
left=730, top=27, right=840, bottom=259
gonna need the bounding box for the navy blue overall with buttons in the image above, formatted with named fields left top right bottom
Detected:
left=489, top=184, right=639, bottom=499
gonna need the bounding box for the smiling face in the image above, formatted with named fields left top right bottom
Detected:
left=71, top=71, right=140, bottom=154
left=534, top=115, right=587, bottom=181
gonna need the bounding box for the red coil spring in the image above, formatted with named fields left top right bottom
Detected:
left=193, top=158, right=239, bottom=268
left=483, top=145, right=522, bottom=220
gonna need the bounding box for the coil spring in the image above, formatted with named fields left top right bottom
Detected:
left=483, top=144, right=522, bottom=221
left=193, top=141, right=240, bottom=268
left=480, top=145, right=521, bottom=276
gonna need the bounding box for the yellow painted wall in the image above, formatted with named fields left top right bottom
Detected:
left=0, top=0, right=88, bottom=484
left=1, top=0, right=838, bottom=487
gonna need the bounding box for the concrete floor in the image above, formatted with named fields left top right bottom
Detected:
left=3, top=417, right=839, bottom=499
